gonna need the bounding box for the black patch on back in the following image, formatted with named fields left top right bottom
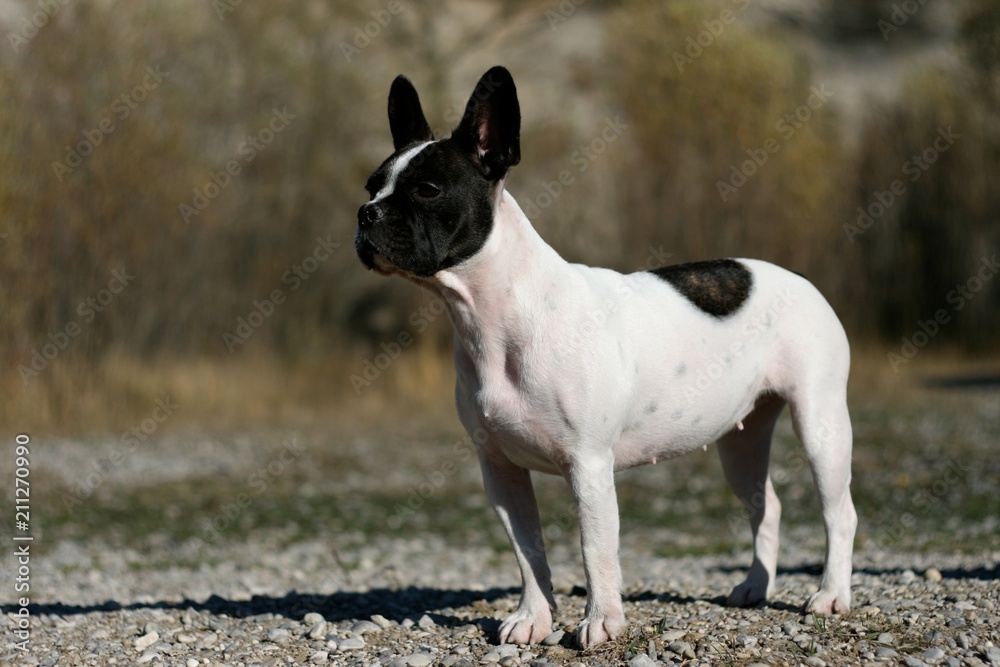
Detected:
left=649, top=259, right=753, bottom=318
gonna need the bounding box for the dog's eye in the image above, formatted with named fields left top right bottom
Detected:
left=415, top=183, right=442, bottom=199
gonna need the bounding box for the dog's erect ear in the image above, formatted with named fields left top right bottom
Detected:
left=388, top=75, right=434, bottom=150
left=454, top=66, right=520, bottom=180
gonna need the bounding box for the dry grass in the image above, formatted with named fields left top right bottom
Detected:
left=7, top=340, right=998, bottom=439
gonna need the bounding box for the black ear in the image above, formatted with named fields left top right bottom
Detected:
left=454, top=66, right=520, bottom=180
left=388, top=75, right=433, bottom=150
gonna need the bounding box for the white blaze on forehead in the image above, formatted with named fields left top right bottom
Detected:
left=371, top=141, right=434, bottom=203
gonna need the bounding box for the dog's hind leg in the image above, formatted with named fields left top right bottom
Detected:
left=717, top=392, right=787, bottom=607
left=789, top=385, right=857, bottom=615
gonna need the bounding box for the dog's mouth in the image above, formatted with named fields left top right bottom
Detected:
left=355, top=234, right=396, bottom=276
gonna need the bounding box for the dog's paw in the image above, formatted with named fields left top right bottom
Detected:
left=806, top=589, right=851, bottom=615
left=498, top=608, right=553, bottom=645
left=726, top=579, right=770, bottom=607
left=576, top=610, right=627, bottom=648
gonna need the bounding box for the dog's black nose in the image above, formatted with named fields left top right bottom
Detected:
left=358, top=202, right=384, bottom=229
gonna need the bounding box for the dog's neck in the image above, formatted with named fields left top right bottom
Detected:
left=419, top=189, right=570, bottom=370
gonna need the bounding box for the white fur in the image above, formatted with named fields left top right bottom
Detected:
left=416, top=189, right=857, bottom=647
left=371, top=141, right=434, bottom=204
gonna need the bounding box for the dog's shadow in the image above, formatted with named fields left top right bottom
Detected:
left=1, top=586, right=518, bottom=629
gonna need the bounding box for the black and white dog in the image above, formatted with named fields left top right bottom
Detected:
left=355, top=66, right=856, bottom=647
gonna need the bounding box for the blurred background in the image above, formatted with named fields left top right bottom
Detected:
left=2, top=0, right=998, bottom=435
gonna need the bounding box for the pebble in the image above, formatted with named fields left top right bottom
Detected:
left=668, top=641, right=696, bottom=659
left=875, top=647, right=899, bottom=658
left=307, top=621, right=327, bottom=639
left=339, top=636, right=366, bottom=650
left=137, top=651, right=160, bottom=664
left=402, top=653, right=433, bottom=667
left=921, top=647, right=946, bottom=663
left=805, top=658, right=826, bottom=667
left=303, top=612, right=326, bottom=626
left=903, top=658, right=929, bottom=667
left=310, top=650, right=329, bottom=663
left=986, top=648, right=1000, bottom=666
left=542, top=630, right=565, bottom=646
left=371, top=614, right=393, bottom=629
left=736, top=633, right=758, bottom=647
left=925, top=568, right=943, bottom=581
left=352, top=620, right=382, bottom=635
left=878, top=632, right=895, bottom=645
left=628, top=655, right=656, bottom=667
left=134, top=631, right=159, bottom=651
left=266, top=627, right=290, bottom=643
left=186, top=660, right=199, bottom=667
left=661, top=629, right=687, bottom=641
left=417, top=614, right=436, bottom=629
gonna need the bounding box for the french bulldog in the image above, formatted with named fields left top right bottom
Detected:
left=355, top=66, right=856, bottom=648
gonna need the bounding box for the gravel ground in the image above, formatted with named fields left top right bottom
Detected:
left=2, top=390, right=998, bottom=666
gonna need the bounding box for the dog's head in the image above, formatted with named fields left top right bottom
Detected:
left=355, top=66, right=520, bottom=278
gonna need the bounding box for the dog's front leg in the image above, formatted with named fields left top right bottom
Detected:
left=478, top=452, right=557, bottom=644
left=569, top=452, right=627, bottom=648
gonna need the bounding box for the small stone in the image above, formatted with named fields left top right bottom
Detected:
left=351, top=620, right=382, bottom=635
left=176, top=633, right=198, bottom=644
left=143, top=622, right=160, bottom=635
left=782, top=621, right=803, bottom=636
left=404, top=654, right=433, bottom=667
left=627, top=655, right=657, bottom=667
left=947, top=617, right=965, bottom=627
left=875, top=647, right=899, bottom=658
left=924, top=568, right=943, bottom=582
left=878, top=632, right=895, bottom=645
left=805, top=658, right=826, bottom=667
left=417, top=614, right=436, bottom=629
left=186, top=660, right=199, bottom=667
left=267, top=628, right=290, bottom=643
left=310, top=650, right=329, bottom=664
left=339, top=636, right=365, bottom=650
left=137, top=651, right=159, bottom=664
left=903, top=657, right=929, bottom=667
left=303, top=612, right=326, bottom=626
left=794, top=634, right=813, bottom=649
left=661, top=629, right=687, bottom=642
left=308, top=622, right=327, bottom=639
left=668, top=641, right=696, bottom=659
left=957, top=633, right=970, bottom=650
left=985, top=648, right=1000, bottom=666
left=482, top=653, right=500, bottom=664
left=921, top=648, right=945, bottom=663
left=135, top=631, right=159, bottom=651
left=499, top=658, right=518, bottom=667
left=542, top=630, right=565, bottom=646
left=901, top=569, right=918, bottom=583
left=401, top=618, right=415, bottom=629
left=736, top=633, right=758, bottom=648
left=371, top=613, right=392, bottom=629
left=325, top=639, right=339, bottom=651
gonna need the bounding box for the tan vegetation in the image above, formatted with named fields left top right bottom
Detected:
left=1, top=0, right=997, bottom=434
